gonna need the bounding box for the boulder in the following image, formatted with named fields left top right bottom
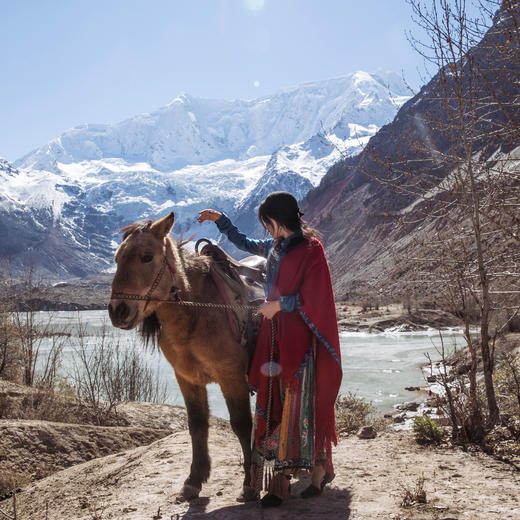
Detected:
left=356, top=426, right=377, bottom=439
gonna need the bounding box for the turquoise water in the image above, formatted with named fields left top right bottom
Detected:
left=35, top=310, right=465, bottom=419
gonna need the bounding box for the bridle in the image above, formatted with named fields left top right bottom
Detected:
left=110, top=244, right=178, bottom=311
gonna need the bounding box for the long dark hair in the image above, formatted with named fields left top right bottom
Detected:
left=257, top=191, right=319, bottom=241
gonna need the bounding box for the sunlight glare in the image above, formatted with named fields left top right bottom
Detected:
left=260, top=361, right=281, bottom=377
left=244, top=0, right=265, bottom=11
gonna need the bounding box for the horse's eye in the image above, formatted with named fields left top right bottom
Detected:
left=141, top=254, right=154, bottom=263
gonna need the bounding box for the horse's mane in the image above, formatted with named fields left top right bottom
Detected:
left=139, top=312, right=161, bottom=349
left=117, top=220, right=153, bottom=240
left=116, top=221, right=192, bottom=251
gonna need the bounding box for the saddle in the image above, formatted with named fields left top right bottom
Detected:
left=195, top=239, right=265, bottom=360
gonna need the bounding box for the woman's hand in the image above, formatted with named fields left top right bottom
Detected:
left=198, top=209, right=222, bottom=223
left=258, top=300, right=281, bottom=319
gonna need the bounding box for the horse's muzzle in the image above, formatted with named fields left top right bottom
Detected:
left=108, top=300, right=137, bottom=329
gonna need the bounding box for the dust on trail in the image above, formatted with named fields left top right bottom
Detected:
left=9, top=424, right=520, bottom=520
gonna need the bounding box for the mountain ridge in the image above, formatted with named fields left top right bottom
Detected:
left=15, top=70, right=409, bottom=172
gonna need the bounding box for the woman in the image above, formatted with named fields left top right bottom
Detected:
left=198, top=191, right=342, bottom=508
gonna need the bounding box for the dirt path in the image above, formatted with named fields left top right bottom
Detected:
left=7, top=427, right=519, bottom=520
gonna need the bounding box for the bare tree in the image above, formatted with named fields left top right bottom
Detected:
left=334, top=0, right=520, bottom=434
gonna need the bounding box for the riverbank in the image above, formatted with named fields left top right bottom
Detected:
left=336, top=302, right=463, bottom=334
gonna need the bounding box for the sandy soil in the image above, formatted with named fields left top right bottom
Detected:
left=4, top=424, right=519, bottom=520
left=0, top=390, right=228, bottom=491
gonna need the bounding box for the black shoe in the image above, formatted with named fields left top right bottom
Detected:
left=300, top=472, right=334, bottom=498
left=260, top=494, right=283, bottom=508
left=321, top=472, right=334, bottom=489
left=300, top=484, right=321, bottom=499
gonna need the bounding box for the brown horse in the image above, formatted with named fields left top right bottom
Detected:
left=108, top=211, right=256, bottom=502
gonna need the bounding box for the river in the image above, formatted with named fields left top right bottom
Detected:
left=35, top=310, right=464, bottom=419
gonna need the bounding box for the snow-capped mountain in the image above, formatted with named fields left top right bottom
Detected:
left=17, top=71, right=409, bottom=172
left=2, top=71, right=410, bottom=278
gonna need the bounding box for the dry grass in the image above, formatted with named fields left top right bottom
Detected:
left=0, top=463, right=30, bottom=498
left=399, top=474, right=427, bottom=507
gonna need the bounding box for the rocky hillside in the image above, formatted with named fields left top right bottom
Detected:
left=302, top=4, right=520, bottom=299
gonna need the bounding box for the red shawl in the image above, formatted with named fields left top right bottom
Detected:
left=249, top=238, right=342, bottom=472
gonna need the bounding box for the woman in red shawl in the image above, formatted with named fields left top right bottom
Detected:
left=198, top=192, right=342, bottom=508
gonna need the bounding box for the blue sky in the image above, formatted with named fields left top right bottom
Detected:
left=0, top=1, right=474, bottom=161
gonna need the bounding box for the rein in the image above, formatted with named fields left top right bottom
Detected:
left=110, top=248, right=259, bottom=313
left=112, top=294, right=259, bottom=312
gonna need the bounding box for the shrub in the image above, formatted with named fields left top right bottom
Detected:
left=71, top=321, right=169, bottom=425
left=0, top=301, right=22, bottom=383
left=335, top=392, right=389, bottom=436
left=494, top=352, right=520, bottom=420
left=0, top=463, right=29, bottom=497
left=413, top=414, right=444, bottom=444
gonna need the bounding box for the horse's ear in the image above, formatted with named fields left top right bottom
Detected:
left=150, top=211, right=175, bottom=238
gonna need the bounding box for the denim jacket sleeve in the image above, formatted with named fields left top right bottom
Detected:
left=279, top=294, right=297, bottom=312
left=215, top=213, right=273, bottom=258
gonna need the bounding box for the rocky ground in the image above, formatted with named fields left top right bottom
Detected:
left=2, top=422, right=519, bottom=520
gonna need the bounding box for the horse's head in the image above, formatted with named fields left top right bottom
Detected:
left=108, top=211, right=185, bottom=330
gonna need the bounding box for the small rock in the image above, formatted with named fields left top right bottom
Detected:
left=357, top=426, right=377, bottom=439
left=396, top=401, right=419, bottom=412
left=404, top=386, right=421, bottom=391
left=427, top=375, right=437, bottom=383
left=393, top=414, right=406, bottom=423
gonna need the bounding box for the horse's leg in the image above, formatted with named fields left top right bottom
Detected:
left=175, top=372, right=210, bottom=501
left=220, top=378, right=256, bottom=502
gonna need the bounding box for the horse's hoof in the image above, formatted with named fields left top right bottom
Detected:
left=176, top=484, right=201, bottom=502
left=236, top=485, right=259, bottom=503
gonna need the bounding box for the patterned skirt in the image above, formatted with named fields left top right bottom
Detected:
left=252, top=342, right=327, bottom=473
